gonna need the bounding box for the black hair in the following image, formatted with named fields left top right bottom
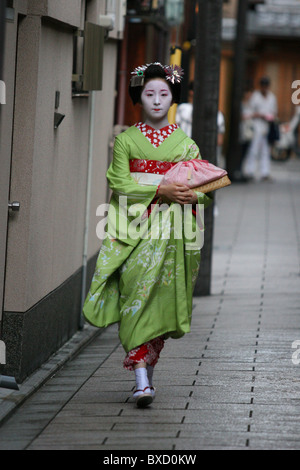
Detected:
left=260, top=76, right=271, bottom=86
left=129, top=63, right=182, bottom=105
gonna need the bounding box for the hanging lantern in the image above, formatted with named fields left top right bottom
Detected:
left=165, top=0, right=184, bottom=26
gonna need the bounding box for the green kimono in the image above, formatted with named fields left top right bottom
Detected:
left=83, top=125, right=212, bottom=353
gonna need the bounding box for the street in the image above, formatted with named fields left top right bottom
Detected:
left=0, top=158, right=300, bottom=450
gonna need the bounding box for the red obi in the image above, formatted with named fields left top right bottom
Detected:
left=129, top=159, right=177, bottom=175
left=129, top=159, right=197, bottom=219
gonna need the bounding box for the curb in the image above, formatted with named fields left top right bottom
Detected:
left=0, top=324, right=102, bottom=426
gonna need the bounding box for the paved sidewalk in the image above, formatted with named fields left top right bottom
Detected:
left=0, top=158, right=299, bottom=450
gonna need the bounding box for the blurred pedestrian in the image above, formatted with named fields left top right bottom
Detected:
left=176, top=80, right=194, bottom=137
left=243, top=76, right=278, bottom=181
left=176, top=82, right=225, bottom=217
left=235, top=84, right=254, bottom=180
left=176, top=81, right=226, bottom=164
left=217, top=110, right=226, bottom=167
left=83, top=63, right=212, bottom=408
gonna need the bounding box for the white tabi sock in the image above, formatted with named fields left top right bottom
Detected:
left=134, top=367, right=150, bottom=396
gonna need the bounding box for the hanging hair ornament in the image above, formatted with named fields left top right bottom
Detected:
left=132, top=65, right=148, bottom=76
left=130, top=65, right=148, bottom=87
left=164, top=65, right=184, bottom=84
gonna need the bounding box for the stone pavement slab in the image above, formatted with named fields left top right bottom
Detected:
left=0, top=159, right=299, bottom=450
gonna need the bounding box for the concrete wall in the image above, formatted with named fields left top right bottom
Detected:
left=1, top=0, right=120, bottom=381
left=4, top=16, right=90, bottom=312
left=27, top=0, right=82, bottom=27
left=87, top=40, right=118, bottom=258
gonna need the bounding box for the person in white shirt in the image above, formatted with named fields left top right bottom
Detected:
left=176, top=82, right=226, bottom=218
left=217, top=109, right=225, bottom=166
left=176, top=81, right=194, bottom=137
left=176, top=81, right=226, bottom=166
left=244, top=76, right=278, bottom=181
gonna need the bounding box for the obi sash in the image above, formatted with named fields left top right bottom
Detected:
left=129, top=159, right=198, bottom=218
left=129, top=159, right=177, bottom=186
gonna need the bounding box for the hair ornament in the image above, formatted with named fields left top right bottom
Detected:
left=130, top=62, right=184, bottom=87
left=164, top=65, right=184, bottom=84
left=130, top=65, right=147, bottom=87
left=131, top=65, right=148, bottom=77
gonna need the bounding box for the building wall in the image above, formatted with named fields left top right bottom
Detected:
left=1, top=0, right=120, bottom=381
left=4, top=15, right=89, bottom=313
left=219, top=0, right=300, bottom=139
left=87, top=39, right=118, bottom=257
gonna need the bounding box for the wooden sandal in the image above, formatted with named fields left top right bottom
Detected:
left=133, top=387, right=153, bottom=408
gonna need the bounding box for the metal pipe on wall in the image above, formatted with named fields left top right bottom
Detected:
left=80, top=90, right=96, bottom=329
left=116, top=18, right=128, bottom=125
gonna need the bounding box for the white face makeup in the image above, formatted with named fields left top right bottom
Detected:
left=140, top=79, right=173, bottom=129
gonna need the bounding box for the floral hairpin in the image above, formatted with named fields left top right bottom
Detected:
left=131, top=65, right=148, bottom=77
left=130, top=63, right=184, bottom=87
left=130, top=64, right=148, bottom=87
left=164, top=65, right=184, bottom=84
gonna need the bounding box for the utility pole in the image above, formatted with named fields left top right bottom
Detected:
left=192, top=0, right=223, bottom=296
left=226, top=0, right=249, bottom=179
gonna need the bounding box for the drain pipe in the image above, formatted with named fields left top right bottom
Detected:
left=79, top=90, right=96, bottom=329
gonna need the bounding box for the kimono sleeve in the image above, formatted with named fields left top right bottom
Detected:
left=106, top=135, right=158, bottom=207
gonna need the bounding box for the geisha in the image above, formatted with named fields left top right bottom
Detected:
left=83, top=63, right=212, bottom=408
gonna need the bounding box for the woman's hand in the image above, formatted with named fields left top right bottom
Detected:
left=157, top=184, right=198, bottom=205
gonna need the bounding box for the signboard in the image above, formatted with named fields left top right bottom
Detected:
left=248, top=9, right=300, bottom=36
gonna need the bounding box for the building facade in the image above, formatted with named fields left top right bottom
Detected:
left=0, top=0, right=183, bottom=383
left=220, top=0, right=300, bottom=125
left=0, top=0, right=124, bottom=382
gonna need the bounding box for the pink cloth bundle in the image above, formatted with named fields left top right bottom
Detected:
left=160, top=159, right=228, bottom=189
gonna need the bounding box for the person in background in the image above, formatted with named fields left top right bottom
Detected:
left=176, top=82, right=225, bottom=217
left=176, top=81, right=226, bottom=166
left=243, top=76, right=278, bottom=181
left=235, top=83, right=254, bottom=181
left=217, top=110, right=226, bottom=167
left=175, top=81, right=194, bottom=137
